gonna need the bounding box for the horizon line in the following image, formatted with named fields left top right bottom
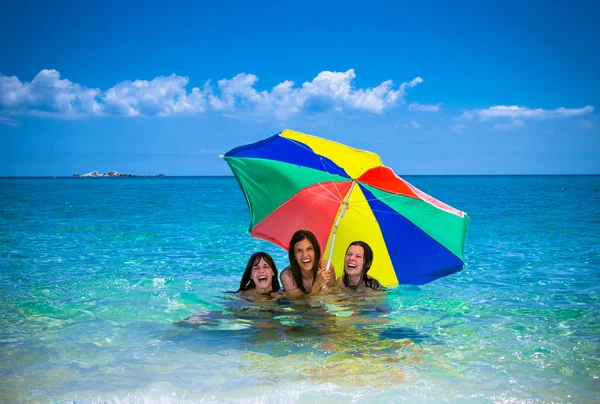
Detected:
left=1, top=173, right=599, bottom=178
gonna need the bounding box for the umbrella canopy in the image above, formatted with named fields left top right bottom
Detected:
left=223, top=129, right=469, bottom=286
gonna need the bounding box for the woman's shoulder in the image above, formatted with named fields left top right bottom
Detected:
left=368, top=276, right=384, bottom=290
left=280, top=267, right=297, bottom=288
left=362, top=276, right=385, bottom=292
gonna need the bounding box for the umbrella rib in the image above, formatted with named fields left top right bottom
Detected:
left=345, top=204, right=380, bottom=224
left=305, top=187, right=343, bottom=204
left=361, top=192, right=403, bottom=203
left=279, top=136, right=345, bottom=175
left=347, top=201, right=408, bottom=221
left=317, top=158, right=347, bottom=201
left=351, top=202, right=402, bottom=216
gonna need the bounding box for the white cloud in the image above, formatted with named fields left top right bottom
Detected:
left=449, top=124, right=466, bottom=133
left=0, top=69, right=102, bottom=116
left=576, top=119, right=597, bottom=130
left=398, top=121, right=420, bottom=129
left=460, top=111, right=474, bottom=120
left=458, top=104, right=594, bottom=130
left=0, top=116, right=20, bottom=127
left=409, top=102, right=441, bottom=112
left=460, top=105, right=594, bottom=121
left=192, top=148, right=219, bottom=155
left=0, top=69, right=424, bottom=120
left=399, top=77, right=424, bottom=99
left=103, top=74, right=207, bottom=116
left=208, top=73, right=265, bottom=112
left=208, top=69, right=423, bottom=117
left=494, top=119, right=525, bottom=130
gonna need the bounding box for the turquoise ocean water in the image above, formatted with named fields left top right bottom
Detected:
left=1, top=176, right=598, bottom=403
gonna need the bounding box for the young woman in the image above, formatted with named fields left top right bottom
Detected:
left=176, top=252, right=279, bottom=327
left=337, top=241, right=383, bottom=291
left=280, top=229, right=336, bottom=299
left=236, top=252, right=281, bottom=301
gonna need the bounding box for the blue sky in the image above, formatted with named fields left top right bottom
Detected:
left=1, top=0, right=598, bottom=176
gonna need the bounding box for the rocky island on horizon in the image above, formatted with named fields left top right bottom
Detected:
left=73, top=171, right=166, bottom=178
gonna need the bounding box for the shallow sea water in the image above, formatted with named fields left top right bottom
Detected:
left=0, top=176, right=599, bottom=403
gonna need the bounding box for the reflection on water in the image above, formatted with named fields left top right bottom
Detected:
left=173, top=292, right=433, bottom=388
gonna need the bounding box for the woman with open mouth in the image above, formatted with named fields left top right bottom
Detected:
left=280, top=229, right=337, bottom=299
left=236, top=252, right=281, bottom=301
left=337, top=241, right=383, bottom=291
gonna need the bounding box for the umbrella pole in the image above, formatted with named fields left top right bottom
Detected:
left=325, top=180, right=357, bottom=271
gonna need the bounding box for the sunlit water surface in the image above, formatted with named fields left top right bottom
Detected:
left=0, top=176, right=598, bottom=403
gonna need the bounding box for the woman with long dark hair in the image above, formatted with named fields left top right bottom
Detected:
left=236, top=251, right=281, bottom=300
left=280, top=229, right=336, bottom=299
left=175, top=252, right=280, bottom=327
left=337, top=241, right=383, bottom=291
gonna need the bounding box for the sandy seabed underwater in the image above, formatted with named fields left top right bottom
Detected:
left=0, top=175, right=599, bottom=403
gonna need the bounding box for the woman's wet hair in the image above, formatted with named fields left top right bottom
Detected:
left=288, top=229, right=321, bottom=294
left=237, top=252, right=280, bottom=292
left=342, top=240, right=382, bottom=290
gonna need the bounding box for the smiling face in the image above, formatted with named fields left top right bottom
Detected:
left=293, top=238, right=315, bottom=273
left=251, top=257, right=274, bottom=290
left=345, top=244, right=365, bottom=277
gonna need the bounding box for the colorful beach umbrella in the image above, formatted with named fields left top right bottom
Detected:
left=223, top=129, right=469, bottom=286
